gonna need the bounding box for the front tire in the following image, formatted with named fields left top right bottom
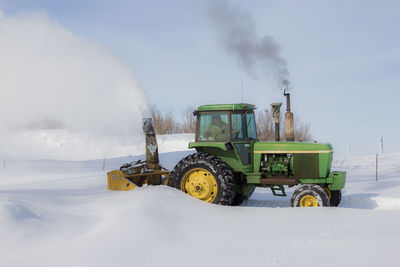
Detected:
left=232, top=186, right=255, bottom=206
left=168, top=153, right=236, bottom=205
left=323, top=187, right=342, bottom=207
left=291, top=184, right=330, bottom=207
left=329, top=190, right=342, bottom=207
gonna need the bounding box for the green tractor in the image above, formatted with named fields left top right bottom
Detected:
left=168, top=103, right=346, bottom=207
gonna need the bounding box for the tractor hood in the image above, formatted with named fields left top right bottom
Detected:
left=254, top=141, right=334, bottom=178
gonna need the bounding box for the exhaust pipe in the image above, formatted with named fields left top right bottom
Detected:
left=270, top=103, right=282, bottom=141
left=284, top=90, right=294, bottom=141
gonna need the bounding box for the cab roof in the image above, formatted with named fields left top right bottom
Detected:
left=196, top=103, right=256, bottom=112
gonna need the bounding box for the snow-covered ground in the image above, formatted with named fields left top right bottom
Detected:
left=1, top=134, right=399, bottom=266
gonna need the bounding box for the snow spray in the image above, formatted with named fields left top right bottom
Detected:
left=0, top=10, right=148, bottom=135
left=0, top=9, right=148, bottom=159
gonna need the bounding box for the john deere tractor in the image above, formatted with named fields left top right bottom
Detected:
left=167, top=103, right=346, bottom=207
left=108, top=93, right=346, bottom=207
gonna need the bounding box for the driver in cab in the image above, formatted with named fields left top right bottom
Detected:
left=204, top=115, right=228, bottom=141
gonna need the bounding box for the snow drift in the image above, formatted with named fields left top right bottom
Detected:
left=1, top=148, right=400, bottom=266
left=0, top=128, right=399, bottom=266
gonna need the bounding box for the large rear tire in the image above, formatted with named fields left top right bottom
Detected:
left=291, top=184, right=330, bottom=207
left=168, top=153, right=236, bottom=205
left=232, top=186, right=255, bottom=206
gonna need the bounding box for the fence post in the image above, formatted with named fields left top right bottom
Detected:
left=376, top=154, right=378, bottom=182
left=102, top=158, right=106, bottom=171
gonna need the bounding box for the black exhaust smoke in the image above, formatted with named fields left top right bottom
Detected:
left=207, top=1, right=291, bottom=89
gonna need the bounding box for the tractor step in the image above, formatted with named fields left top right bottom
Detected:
left=270, top=185, right=287, bottom=197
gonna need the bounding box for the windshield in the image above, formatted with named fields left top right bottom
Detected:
left=231, top=112, right=257, bottom=141
left=198, top=112, right=230, bottom=141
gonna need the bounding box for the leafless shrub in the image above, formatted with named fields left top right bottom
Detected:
left=293, top=119, right=312, bottom=142
left=256, top=110, right=312, bottom=141
left=181, top=106, right=196, bottom=133
left=150, top=105, right=180, bottom=134
left=256, top=110, right=275, bottom=141
left=150, top=104, right=311, bottom=140
left=26, top=118, right=65, bottom=129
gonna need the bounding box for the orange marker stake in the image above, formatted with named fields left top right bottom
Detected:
left=376, top=154, right=378, bottom=182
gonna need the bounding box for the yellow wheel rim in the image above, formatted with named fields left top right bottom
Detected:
left=299, top=195, right=318, bottom=207
left=324, top=188, right=332, bottom=199
left=181, top=168, right=218, bottom=203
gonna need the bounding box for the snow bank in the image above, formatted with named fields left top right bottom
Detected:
left=0, top=136, right=400, bottom=266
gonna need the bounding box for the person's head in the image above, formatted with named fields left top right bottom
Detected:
left=212, top=115, right=222, bottom=125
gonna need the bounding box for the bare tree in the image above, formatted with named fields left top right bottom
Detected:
left=256, top=110, right=275, bottom=141
left=182, top=106, right=196, bottom=133
left=27, top=118, right=65, bottom=129
left=150, top=104, right=312, bottom=140
left=256, top=110, right=312, bottom=141
left=150, top=105, right=179, bottom=134
left=293, top=119, right=312, bottom=142
left=150, top=105, right=163, bottom=134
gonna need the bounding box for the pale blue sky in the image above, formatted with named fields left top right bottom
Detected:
left=1, top=0, right=399, bottom=156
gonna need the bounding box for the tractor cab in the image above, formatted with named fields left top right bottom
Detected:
left=191, top=104, right=258, bottom=172
left=194, top=103, right=257, bottom=143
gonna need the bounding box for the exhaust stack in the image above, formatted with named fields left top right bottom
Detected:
left=284, top=90, right=294, bottom=141
left=270, top=103, right=282, bottom=141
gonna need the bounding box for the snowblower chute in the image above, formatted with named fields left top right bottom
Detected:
left=107, top=118, right=170, bottom=191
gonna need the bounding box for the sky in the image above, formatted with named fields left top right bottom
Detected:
left=0, top=0, right=399, bottom=156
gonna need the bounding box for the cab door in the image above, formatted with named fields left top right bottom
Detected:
left=231, top=112, right=257, bottom=171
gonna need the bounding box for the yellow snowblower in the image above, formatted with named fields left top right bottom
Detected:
left=107, top=118, right=170, bottom=191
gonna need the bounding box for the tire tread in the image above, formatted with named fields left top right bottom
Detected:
left=168, top=152, right=236, bottom=205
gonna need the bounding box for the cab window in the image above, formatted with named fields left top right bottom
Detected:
left=198, top=113, right=230, bottom=141
left=231, top=112, right=257, bottom=141
left=246, top=113, right=257, bottom=140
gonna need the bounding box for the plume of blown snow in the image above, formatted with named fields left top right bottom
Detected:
left=0, top=9, right=148, bottom=159
left=208, top=1, right=290, bottom=89
left=0, top=10, right=147, bottom=134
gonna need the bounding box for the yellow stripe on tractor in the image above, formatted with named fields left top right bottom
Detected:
left=107, top=170, right=137, bottom=191
left=254, top=150, right=333, bottom=154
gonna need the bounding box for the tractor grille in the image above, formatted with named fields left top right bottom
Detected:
left=293, top=153, right=319, bottom=178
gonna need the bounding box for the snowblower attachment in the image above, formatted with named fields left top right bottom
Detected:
left=107, top=118, right=170, bottom=191
left=107, top=170, right=137, bottom=191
